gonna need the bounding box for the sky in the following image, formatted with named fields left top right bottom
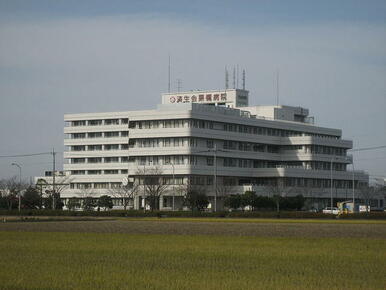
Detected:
left=0, top=0, right=385, bottom=182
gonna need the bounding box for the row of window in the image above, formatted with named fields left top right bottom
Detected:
left=67, top=155, right=347, bottom=171
left=66, top=131, right=128, bottom=139
left=66, top=118, right=129, bottom=127
left=67, top=144, right=129, bottom=151
left=69, top=176, right=363, bottom=189
left=72, top=169, right=128, bottom=175
left=67, top=118, right=340, bottom=140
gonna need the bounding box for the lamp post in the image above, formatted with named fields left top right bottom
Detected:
left=213, top=144, right=217, bottom=212
left=352, top=158, right=355, bottom=212
left=192, top=145, right=225, bottom=212
left=143, top=163, right=146, bottom=212
left=330, top=157, right=334, bottom=211
left=171, top=162, right=175, bottom=211
left=11, top=162, right=22, bottom=212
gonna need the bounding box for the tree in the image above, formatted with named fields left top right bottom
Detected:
left=22, top=187, right=41, bottom=209
left=137, top=166, right=168, bottom=211
left=83, top=197, right=96, bottom=211
left=183, top=186, right=209, bottom=212
left=280, top=195, right=305, bottom=210
left=241, top=191, right=257, bottom=210
left=109, top=182, right=140, bottom=210
left=67, top=197, right=80, bottom=211
left=252, top=195, right=275, bottom=210
left=43, top=191, right=64, bottom=210
left=35, top=178, right=48, bottom=209
left=97, top=195, right=113, bottom=210
left=0, top=176, right=26, bottom=210
left=224, top=194, right=242, bottom=210
left=265, top=179, right=293, bottom=213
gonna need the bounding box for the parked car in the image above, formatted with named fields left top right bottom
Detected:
left=322, top=207, right=339, bottom=215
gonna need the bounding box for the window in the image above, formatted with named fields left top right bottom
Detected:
left=88, top=145, right=102, bottom=151
left=121, top=118, right=129, bottom=124
left=88, top=120, right=102, bottom=126
left=72, top=170, right=85, bottom=175
left=72, top=145, right=85, bottom=151
left=104, top=170, right=119, bottom=174
left=121, top=131, right=129, bottom=137
left=207, top=140, right=214, bottom=148
left=72, top=120, right=86, bottom=127
left=94, top=183, right=109, bottom=189
left=104, top=144, right=119, bottom=150
left=105, top=119, right=120, bottom=125
left=88, top=157, right=102, bottom=163
left=111, top=183, right=121, bottom=188
left=72, top=158, right=85, bottom=164
left=104, top=157, right=119, bottom=163
left=72, top=133, right=86, bottom=139
left=207, top=157, right=214, bottom=166
left=121, top=144, right=129, bottom=150
left=121, top=169, right=128, bottom=174
left=105, top=131, right=120, bottom=138
left=88, top=170, right=102, bottom=175
left=88, top=132, right=102, bottom=138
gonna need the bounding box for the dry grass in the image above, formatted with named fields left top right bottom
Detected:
left=1, top=219, right=386, bottom=238
left=0, top=231, right=385, bottom=289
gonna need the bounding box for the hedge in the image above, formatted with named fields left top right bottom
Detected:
left=0, top=209, right=385, bottom=219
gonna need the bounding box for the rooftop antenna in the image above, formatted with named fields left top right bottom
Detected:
left=242, top=69, right=246, bottom=90
left=236, top=65, right=238, bottom=89
left=276, top=69, right=280, bottom=106
left=232, top=66, right=236, bottom=89
left=168, top=55, right=171, bottom=93
left=177, top=78, right=182, bottom=93
left=225, top=66, right=229, bottom=90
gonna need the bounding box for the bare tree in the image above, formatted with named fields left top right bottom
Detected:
left=265, top=179, right=293, bottom=213
left=358, top=185, right=376, bottom=212
left=0, top=176, right=28, bottom=210
left=137, top=166, right=168, bottom=211
left=109, top=182, right=140, bottom=210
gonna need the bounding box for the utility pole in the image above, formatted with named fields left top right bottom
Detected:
left=171, top=162, right=175, bottom=211
left=52, top=148, right=56, bottom=210
left=352, top=159, right=355, bottom=212
left=213, top=144, right=217, bottom=212
left=11, top=163, right=22, bottom=212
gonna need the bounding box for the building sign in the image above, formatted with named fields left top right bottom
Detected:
left=169, top=93, right=227, bottom=104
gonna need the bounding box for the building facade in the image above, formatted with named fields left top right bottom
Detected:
left=45, top=88, right=378, bottom=210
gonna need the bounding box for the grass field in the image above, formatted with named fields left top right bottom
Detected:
left=0, top=219, right=385, bottom=289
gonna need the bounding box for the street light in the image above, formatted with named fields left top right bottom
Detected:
left=351, top=157, right=355, bottom=212
left=11, top=162, right=22, bottom=212
left=193, top=144, right=226, bottom=212
left=171, top=162, right=175, bottom=211
left=330, top=156, right=338, bottom=212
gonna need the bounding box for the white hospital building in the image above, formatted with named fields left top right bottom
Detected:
left=38, top=88, right=378, bottom=210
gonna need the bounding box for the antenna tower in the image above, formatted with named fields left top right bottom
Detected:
left=232, top=66, right=236, bottom=89
left=242, top=69, right=246, bottom=90
left=276, top=69, right=279, bottom=106
left=177, top=79, right=182, bottom=93
left=168, top=55, right=171, bottom=93
left=225, top=66, right=229, bottom=90
left=236, top=65, right=239, bottom=89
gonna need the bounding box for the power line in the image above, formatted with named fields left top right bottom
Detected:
left=0, top=152, right=52, bottom=158
left=350, top=145, right=386, bottom=152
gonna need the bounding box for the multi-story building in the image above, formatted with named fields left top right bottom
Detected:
left=52, top=88, right=378, bottom=210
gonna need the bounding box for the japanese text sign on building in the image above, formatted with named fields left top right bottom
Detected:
left=169, top=93, right=227, bottom=104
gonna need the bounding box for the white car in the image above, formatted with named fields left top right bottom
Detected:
left=322, top=207, right=340, bottom=215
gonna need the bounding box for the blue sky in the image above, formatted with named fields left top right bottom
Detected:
left=0, top=0, right=385, bottom=181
